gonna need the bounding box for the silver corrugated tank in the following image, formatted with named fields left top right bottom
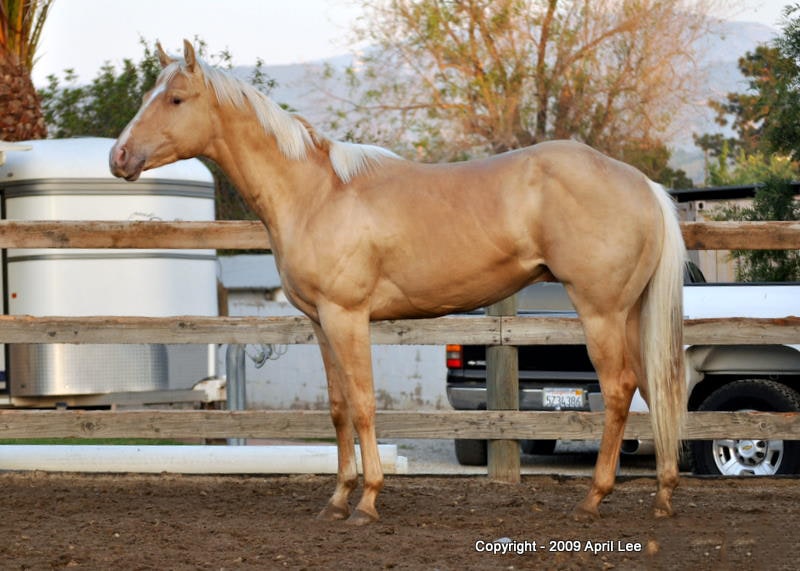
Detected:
left=0, top=138, right=218, bottom=398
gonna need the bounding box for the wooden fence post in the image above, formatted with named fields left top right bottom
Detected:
left=486, top=295, right=520, bottom=483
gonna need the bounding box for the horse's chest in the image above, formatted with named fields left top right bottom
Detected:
left=274, top=266, right=320, bottom=320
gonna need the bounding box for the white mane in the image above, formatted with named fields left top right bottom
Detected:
left=163, top=60, right=397, bottom=183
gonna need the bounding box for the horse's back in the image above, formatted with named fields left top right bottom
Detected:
left=469, top=140, right=663, bottom=274
left=355, top=140, right=663, bottom=319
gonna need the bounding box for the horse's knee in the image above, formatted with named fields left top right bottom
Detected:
left=328, top=399, right=350, bottom=427
left=350, top=402, right=376, bottom=432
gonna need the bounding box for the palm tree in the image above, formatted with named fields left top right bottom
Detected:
left=0, top=0, right=53, bottom=141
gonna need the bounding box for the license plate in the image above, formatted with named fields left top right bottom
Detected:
left=543, top=388, right=586, bottom=409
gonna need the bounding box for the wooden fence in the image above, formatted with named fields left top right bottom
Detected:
left=0, top=220, right=796, bottom=250
left=0, top=220, right=798, bottom=479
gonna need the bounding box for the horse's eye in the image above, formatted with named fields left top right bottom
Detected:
left=171, top=96, right=183, bottom=106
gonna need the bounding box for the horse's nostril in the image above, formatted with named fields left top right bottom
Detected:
left=110, top=144, right=127, bottom=168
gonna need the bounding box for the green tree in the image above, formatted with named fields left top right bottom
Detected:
left=698, top=5, right=800, bottom=165
left=696, top=5, right=800, bottom=282
left=39, top=39, right=161, bottom=138
left=695, top=44, right=798, bottom=165
left=768, top=3, right=800, bottom=159
left=0, top=0, right=53, bottom=141
left=712, top=176, right=800, bottom=282
left=704, top=146, right=799, bottom=282
left=705, top=145, right=798, bottom=187
left=39, top=39, right=276, bottom=221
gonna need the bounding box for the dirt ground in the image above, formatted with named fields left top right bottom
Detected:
left=0, top=471, right=797, bottom=570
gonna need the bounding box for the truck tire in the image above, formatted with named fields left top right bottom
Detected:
left=691, top=379, right=800, bottom=476
left=454, top=439, right=487, bottom=466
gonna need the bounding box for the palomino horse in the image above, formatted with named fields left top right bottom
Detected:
left=110, top=40, right=687, bottom=526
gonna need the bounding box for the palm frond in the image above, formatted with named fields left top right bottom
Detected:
left=0, top=0, right=54, bottom=69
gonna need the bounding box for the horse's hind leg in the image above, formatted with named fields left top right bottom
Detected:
left=653, top=444, right=679, bottom=518
left=313, top=322, right=359, bottom=521
left=573, top=310, right=640, bottom=520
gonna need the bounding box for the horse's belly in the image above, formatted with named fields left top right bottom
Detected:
left=369, top=259, right=549, bottom=320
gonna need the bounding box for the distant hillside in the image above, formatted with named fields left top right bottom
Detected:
left=240, top=19, right=778, bottom=185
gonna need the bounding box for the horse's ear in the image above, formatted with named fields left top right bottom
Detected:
left=156, top=41, right=173, bottom=68
left=183, top=39, right=197, bottom=73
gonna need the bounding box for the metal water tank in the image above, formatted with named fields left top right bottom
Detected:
left=0, top=138, right=218, bottom=400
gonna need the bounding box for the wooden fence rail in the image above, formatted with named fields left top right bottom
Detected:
left=0, top=410, right=798, bottom=441
left=0, top=315, right=797, bottom=345
left=0, top=220, right=797, bottom=250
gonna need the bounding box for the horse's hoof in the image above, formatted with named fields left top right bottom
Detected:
left=653, top=505, right=674, bottom=519
left=345, top=508, right=379, bottom=526
left=317, top=502, right=350, bottom=521
left=571, top=505, right=600, bottom=522
left=653, top=493, right=675, bottom=518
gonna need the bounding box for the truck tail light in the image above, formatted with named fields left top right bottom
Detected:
left=446, top=344, right=463, bottom=368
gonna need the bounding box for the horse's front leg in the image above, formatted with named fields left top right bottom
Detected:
left=313, top=322, right=358, bottom=521
left=317, top=304, right=383, bottom=526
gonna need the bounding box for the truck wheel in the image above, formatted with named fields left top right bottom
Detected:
left=691, top=379, right=800, bottom=476
left=521, top=439, right=557, bottom=455
left=454, top=439, right=487, bottom=466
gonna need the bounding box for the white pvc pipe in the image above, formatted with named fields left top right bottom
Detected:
left=0, top=444, right=407, bottom=475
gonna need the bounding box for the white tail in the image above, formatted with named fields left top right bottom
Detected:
left=641, top=181, right=687, bottom=467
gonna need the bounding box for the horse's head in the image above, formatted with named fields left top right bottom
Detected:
left=110, top=40, right=214, bottom=181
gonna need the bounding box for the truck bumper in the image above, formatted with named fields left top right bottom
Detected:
left=446, top=384, right=605, bottom=412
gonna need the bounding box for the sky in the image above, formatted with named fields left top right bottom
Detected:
left=32, top=0, right=793, bottom=87
left=32, top=0, right=361, bottom=85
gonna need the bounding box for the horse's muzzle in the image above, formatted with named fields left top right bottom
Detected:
left=109, top=143, right=145, bottom=182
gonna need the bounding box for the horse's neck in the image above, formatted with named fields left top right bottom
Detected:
left=206, top=111, right=332, bottom=240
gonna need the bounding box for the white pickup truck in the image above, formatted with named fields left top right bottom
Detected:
left=445, top=263, right=800, bottom=476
